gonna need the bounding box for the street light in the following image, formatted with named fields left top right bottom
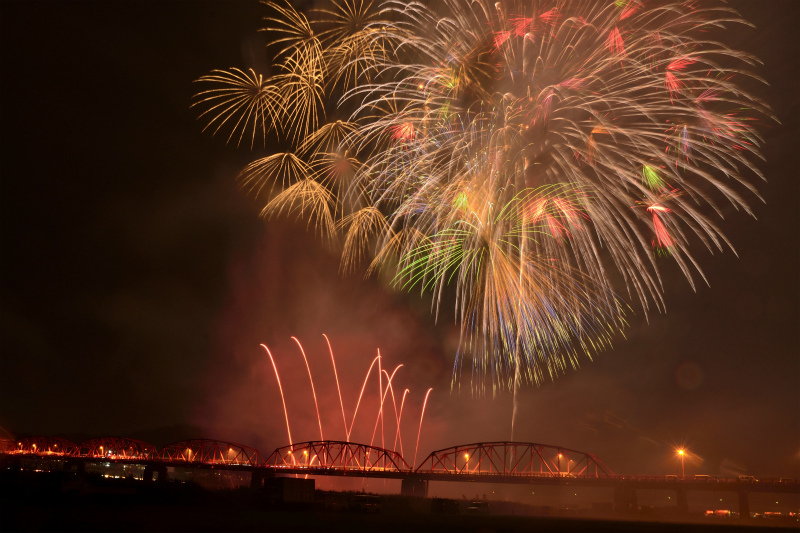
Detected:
left=677, top=449, right=685, bottom=479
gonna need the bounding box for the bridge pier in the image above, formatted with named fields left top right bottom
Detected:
left=675, top=488, right=688, bottom=515
left=250, top=468, right=275, bottom=489
left=738, top=490, right=750, bottom=518
left=143, top=464, right=167, bottom=484
left=613, top=485, right=637, bottom=513
left=64, top=459, right=85, bottom=474
left=400, top=476, right=428, bottom=498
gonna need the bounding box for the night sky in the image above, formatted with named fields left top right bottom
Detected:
left=1, top=0, right=798, bottom=481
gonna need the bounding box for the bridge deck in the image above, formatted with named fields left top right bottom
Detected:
left=4, top=453, right=798, bottom=494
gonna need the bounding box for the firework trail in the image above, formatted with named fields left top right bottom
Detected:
left=414, top=387, right=434, bottom=468
left=370, top=365, right=403, bottom=449
left=322, top=334, right=349, bottom=439
left=196, top=0, right=771, bottom=392
left=348, top=353, right=382, bottom=438
left=262, top=337, right=427, bottom=458
left=261, top=344, right=293, bottom=448
left=292, top=336, right=324, bottom=441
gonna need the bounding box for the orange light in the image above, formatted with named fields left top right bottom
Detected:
left=678, top=449, right=685, bottom=456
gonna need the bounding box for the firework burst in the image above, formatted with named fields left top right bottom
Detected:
left=194, top=0, right=771, bottom=392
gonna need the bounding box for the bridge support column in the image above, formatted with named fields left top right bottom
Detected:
left=64, top=459, right=85, bottom=474
left=675, top=488, right=688, bottom=515
left=143, top=464, right=167, bottom=484
left=738, top=490, right=750, bottom=519
left=613, top=485, right=637, bottom=513
left=400, top=477, right=428, bottom=498
left=250, top=469, right=275, bottom=489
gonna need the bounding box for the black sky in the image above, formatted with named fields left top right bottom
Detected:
left=1, top=1, right=798, bottom=478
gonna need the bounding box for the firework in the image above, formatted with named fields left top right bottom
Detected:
left=196, top=0, right=770, bottom=391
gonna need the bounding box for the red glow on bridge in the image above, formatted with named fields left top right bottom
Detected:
left=7, top=436, right=78, bottom=456
left=265, top=441, right=411, bottom=472
left=157, top=439, right=263, bottom=466
left=416, top=442, right=615, bottom=478
left=79, top=437, right=156, bottom=460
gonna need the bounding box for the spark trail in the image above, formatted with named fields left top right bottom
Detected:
left=292, top=337, right=324, bottom=441
left=322, top=333, right=349, bottom=441
left=261, top=344, right=293, bottom=449
left=260, top=336, right=430, bottom=461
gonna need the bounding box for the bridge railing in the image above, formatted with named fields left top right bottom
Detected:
left=615, top=475, right=798, bottom=484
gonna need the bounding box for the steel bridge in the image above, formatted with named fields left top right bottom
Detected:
left=2, top=435, right=797, bottom=515
left=7, top=436, right=78, bottom=457
left=79, top=437, right=156, bottom=460
left=416, top=442, right=614, bottom=477
left=4, top=437, right=614, bottom=479
left=265, top=440, right=411, bottom=473
left=157, top=439, right=263, bottom=466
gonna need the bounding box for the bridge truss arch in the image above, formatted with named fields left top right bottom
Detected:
left=416, top=442, right=615, bottom=478
left=7, top=436, right=78, bottom=456
left=78, top=437, right=156, bottom=460
left=157, top=439, right=263, bottom=466
left=266, top=441, right=411, bottom=472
